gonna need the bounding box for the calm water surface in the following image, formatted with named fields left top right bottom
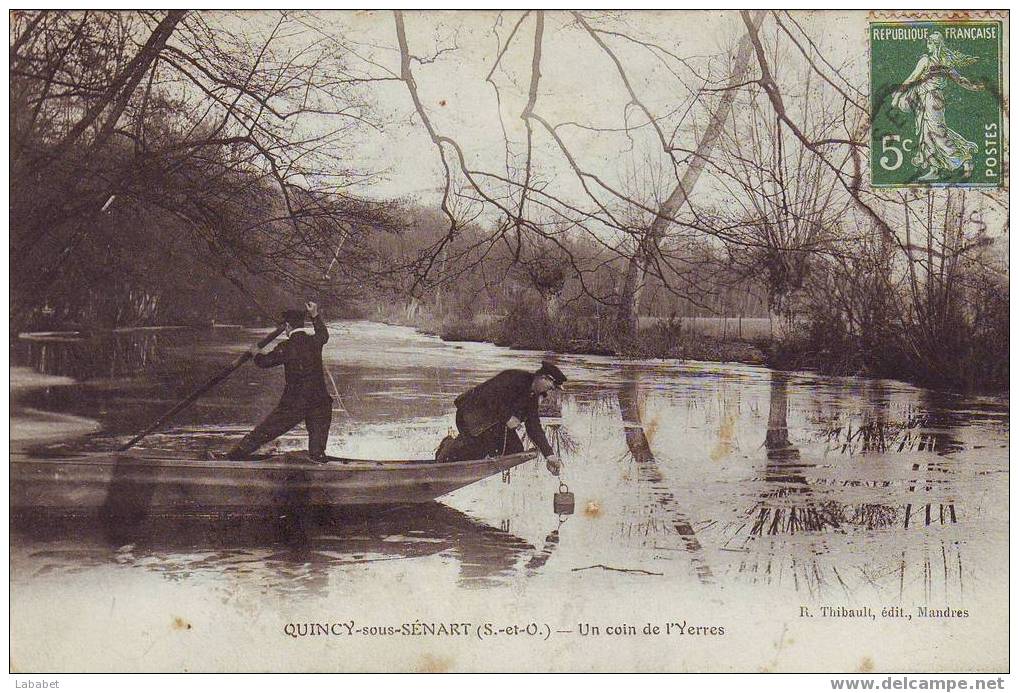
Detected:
left=10, top=321, right=1009, bottom=671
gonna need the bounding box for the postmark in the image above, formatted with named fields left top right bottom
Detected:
left=870, top=19, right=1003, bottom=187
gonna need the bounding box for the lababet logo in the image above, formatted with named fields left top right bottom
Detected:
left=14, top=682, right=60, bottom=689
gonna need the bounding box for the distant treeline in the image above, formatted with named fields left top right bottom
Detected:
left=361, top=211, right=1008, bottom=393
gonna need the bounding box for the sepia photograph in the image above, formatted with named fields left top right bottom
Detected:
left=8, top=8, right=1009, bottom=675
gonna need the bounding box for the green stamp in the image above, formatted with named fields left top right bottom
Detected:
left=870, top=20, right=1003, bottom=187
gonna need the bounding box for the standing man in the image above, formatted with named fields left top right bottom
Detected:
left=227, top=301, right=333, bottom=462
left=446, top=361, right=566, bottom=474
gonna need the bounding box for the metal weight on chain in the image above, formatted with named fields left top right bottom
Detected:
left=553, top=481, right=575, bottom=515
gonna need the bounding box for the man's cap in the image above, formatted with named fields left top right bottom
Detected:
left=536, top=360, right=567, bottom=386
left=282, top=309, right=306, bottom=328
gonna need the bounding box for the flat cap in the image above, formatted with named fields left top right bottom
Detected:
left=536, top=360, right=567, bottom=386
left=282, top=309, right=306, bottom=328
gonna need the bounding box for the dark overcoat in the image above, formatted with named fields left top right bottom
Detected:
left=254, top=314, right=331, bottom=408
left=454, top=369, right=553, bottom=457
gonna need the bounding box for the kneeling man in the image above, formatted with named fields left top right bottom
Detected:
left=449, top=360, right=566, bottom=474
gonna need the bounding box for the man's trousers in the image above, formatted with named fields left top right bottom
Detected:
left=228, top=400, right=332, bottom=460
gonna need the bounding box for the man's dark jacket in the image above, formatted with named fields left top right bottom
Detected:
left=254, top=315, right=330, bottom=408
left=454, top=369, right=553, bottom=457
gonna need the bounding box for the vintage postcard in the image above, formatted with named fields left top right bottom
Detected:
left=8, top=9, right=1009, bottom=674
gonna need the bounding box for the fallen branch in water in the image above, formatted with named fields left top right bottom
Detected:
left=571, top=564, right=662, bottom=576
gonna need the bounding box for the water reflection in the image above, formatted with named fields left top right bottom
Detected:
left=714, top=370, right=977, bottom=601
left=764, top=372, right=807, bottom=479
left=12, top=503, right=536, bottom=595
left=14, top=330, right=174, bottom=380
left=752, top=373, right=832, bottom=536
left=524, top=515, right=569, bottom=573
left=10, top=321, right=1007, bottom=612
left=616, top=366, right=714, bottom=584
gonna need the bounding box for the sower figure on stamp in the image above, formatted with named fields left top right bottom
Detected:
left=438, top=361, right=566, bottom=475
left=227, top=301, right=333, bottom=462
left=892, top=32, right=984, bottom=181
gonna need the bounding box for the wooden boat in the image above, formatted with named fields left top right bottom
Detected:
left=10, top=449, right=538, bottom=515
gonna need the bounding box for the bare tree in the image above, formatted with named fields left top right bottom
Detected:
left=11, top=10, right=394, bottom=327
left=388, top=10, right=780, bottom=342
left=730, top=10, right=1006, bottom=387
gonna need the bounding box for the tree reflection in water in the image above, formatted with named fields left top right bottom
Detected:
left=616, top=366, right=713, bottom=584
left=719, top=372, right=967, bottom=603
left=15, top=329, right=182, bottom=380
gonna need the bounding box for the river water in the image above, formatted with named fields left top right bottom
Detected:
left=9, top=321, right=1009, bottom=672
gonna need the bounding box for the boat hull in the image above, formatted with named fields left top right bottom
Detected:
left=10, top=450, right=537, bottom=514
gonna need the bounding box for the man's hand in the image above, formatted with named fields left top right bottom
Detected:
left=506, top=416, right=521, bottom=429
left=305, top=300, right=319, bottom=318
left=546, top=455, right=561, bottom=476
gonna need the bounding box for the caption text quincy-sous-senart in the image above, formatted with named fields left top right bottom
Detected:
left=283, top=620, right=727, bottom=641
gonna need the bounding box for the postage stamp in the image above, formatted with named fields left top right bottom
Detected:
left=870, top=20, right=1003, bottom=187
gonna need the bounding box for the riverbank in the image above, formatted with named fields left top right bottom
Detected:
left=10, top=367, right=100, bottom=450
left=374, top=308, right=770, bottom=367
left=371, top=307, right=1007, bottom=394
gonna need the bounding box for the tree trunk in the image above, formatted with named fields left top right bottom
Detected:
left=616, top=244, right=644, bottom=339
left=768, top=308, right=787, bottom=341
left=39, top=11, right=186, bottom=168
left=543, top=290, right=561, bottom=322
left=615, top=10, right=765, bottom=341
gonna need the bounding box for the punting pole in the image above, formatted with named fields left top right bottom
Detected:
left=117, top=323, right=286, bottom=452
